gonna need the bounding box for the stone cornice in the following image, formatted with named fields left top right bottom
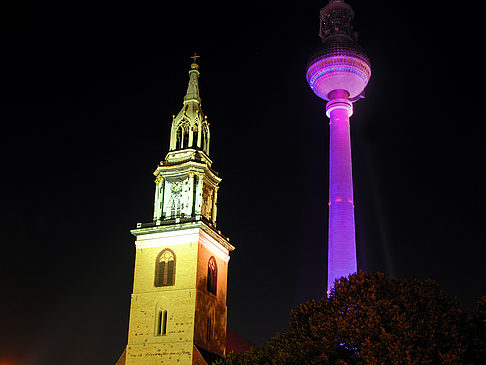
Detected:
left=131, top=221, right=234, bottom=260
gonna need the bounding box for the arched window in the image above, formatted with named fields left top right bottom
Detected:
left=182, top=123, right=190, bottom=148
left=178, top=125, right=185, bottom=149
left=155, top=249, right=176, bottom=287
left=156, top=309, right=168, bottom=336
left=176, top=127, right=182, bottom=149
left=207, top=256, right=217, bottom=295
left=177, top=123, right=190, bottom=149
left=201, top=125, right=208, bottom=153
left=192, top=125, right=199, bottom=148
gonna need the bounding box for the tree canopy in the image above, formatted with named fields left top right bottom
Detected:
left=217, top=272, right=486, bottom=364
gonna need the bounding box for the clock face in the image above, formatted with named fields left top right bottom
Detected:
left=170, top=181, right=183, bottom=196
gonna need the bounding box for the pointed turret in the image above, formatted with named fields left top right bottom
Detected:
left=168, top=56, right=210, bottom=163
left=151, top=55, right=222, bottom=228
left=184, top=61, right=201, bottom=103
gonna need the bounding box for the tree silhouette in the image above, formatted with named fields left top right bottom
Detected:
left=217, top=272, right=485, bottom=364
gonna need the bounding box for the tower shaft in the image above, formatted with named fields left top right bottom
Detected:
left=306, top=0, right=370, bottom=295
left=327, top=95, right=356, bottom=293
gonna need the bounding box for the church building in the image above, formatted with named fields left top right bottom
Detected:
left=117, top=56, right=235, bottom=365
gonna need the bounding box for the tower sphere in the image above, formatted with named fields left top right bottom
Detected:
left=306, top=1, right=371, bottom=295
left=306, top=1, right=371, bottom=101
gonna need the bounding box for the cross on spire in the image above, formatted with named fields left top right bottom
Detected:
left=190, top=53, right=200, bottom=63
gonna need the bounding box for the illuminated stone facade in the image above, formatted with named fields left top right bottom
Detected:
left=118, top=59, right=234, bottom=365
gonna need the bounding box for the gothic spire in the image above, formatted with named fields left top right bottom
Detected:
left=167, top=55, right=210, bottom=160
left=184, top=54, right=201, bottom=104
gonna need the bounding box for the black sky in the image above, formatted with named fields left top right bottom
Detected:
left=1, top=1, right=485, bottom=364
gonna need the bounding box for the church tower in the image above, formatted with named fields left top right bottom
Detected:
left=118, top=57, right=235, bottom=365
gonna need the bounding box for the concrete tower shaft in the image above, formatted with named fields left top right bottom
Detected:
left=306, top=1, right=370, bottom=294
left=326, top=91, right=356, bottom=293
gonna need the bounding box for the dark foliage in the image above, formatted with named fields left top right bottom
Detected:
left=216, top=272, right=486, bottom=364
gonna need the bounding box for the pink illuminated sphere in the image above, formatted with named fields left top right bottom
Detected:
left=306, top=36, right=371, bottom=101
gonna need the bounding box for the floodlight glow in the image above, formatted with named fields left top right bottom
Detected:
left=327, top=103, right=357, bottom=292
left=306, top=0, right=371, bottom=294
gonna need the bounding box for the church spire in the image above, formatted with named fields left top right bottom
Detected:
left=168, top=55, right=210, bottom=158
left=184, top=54, right=200, bottom=103
left=121, top=52, right=234, bottom=365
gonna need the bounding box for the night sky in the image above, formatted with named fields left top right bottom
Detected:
left=1, top=1, right=485, bottom=364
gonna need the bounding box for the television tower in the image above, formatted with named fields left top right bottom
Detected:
left=306, top=0, right=371, bottom=294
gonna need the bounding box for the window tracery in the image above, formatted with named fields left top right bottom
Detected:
left=155, top=249, right=176, bottom=287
